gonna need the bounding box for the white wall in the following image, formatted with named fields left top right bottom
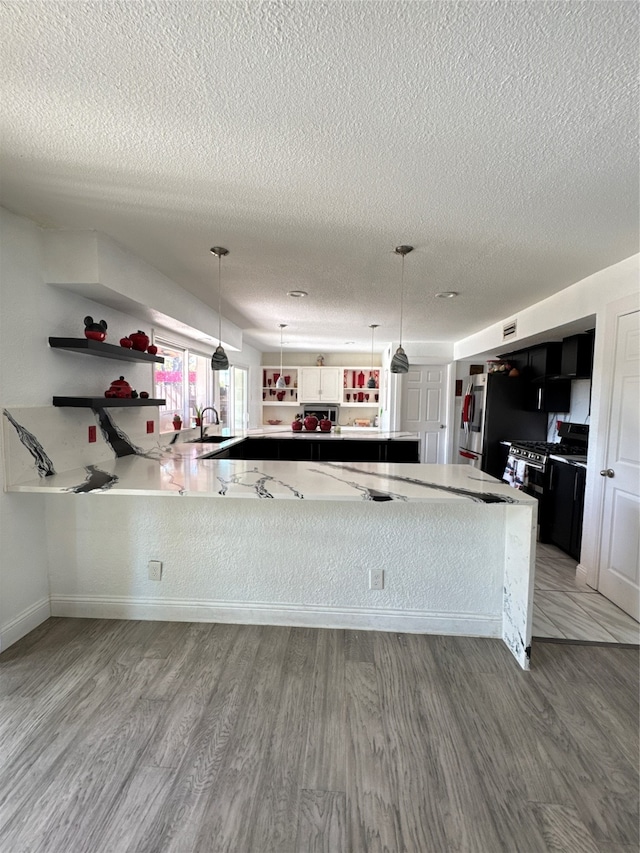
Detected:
left=45, top=496, right=509, bottom=642
left=0, top=208, right=261, bottom=649
left=454, top=255, right=639, bottom=361
left=0, top=211, right=51, bottom=649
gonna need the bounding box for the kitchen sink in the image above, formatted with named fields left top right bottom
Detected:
left=189, top=435, right=236, bottom=443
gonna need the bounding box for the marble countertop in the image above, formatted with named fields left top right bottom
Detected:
left=548, top=453, right=588, bottom=468
left=8, top=437, right=534, bottom=504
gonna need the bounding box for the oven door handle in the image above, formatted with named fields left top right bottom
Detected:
left=512, top=458, right=545, bottom=472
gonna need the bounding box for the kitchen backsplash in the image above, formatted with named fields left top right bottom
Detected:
left=546, top=378, right=591, bottom=441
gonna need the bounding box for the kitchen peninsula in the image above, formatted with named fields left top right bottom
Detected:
left=3, top=410, right=537, bottom=670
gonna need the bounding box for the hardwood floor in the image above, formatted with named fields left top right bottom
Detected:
left=1, top=617, right=638, bottom=852
left=533, top=542, right=639, bottom=644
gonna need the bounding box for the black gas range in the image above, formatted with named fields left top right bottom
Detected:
left=507, top=423, right=588, bottom=496
left=509, top=423, right=588, bottom=471
left=508, top=440, right=587, bottom=471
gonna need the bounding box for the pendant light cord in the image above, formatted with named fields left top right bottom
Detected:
left=280, top=324, right=284, bottom=374
left=398, top=252, right=405, bottom=348
left=217, top=252, right=222, bottom=346
left=370, top=325, right=374, bottom=372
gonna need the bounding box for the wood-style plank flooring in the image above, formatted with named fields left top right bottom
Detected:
left=533, top=542, right=639, bottom=644
left=1, top=617, right=638, bottom=852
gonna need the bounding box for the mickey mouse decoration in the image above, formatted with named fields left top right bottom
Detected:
left=84, top=316, right=108, bottom=342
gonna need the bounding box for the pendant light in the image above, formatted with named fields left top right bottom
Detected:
left=210, top=246, right=230, bottom=371
left=367, top=324, right=378, bottom=388
left=390, top=244, right=413, bottom=374
left=275, top=324, right=287, bottom=389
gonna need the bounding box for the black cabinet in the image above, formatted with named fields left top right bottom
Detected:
left=560, top=333, right=594, bottom=378
left=529, top=378, right=571, bottom=413
left=480, top=374, right=547, bottom=480
left=501, top=343, right=571, bottom=412
left=543, top=461, right=586, bottom=560
left=527, top=343, right=562, bottom=379
left=201, top=437, right=420, bottom=463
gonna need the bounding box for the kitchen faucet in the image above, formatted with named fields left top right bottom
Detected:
left=200, top=406, right=219, bottom=441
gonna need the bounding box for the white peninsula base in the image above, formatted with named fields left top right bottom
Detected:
left=3, top=406, right=537, bottom=669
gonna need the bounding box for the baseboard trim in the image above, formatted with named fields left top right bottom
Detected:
left=49, top=595, right=501, bottom=638
left=0, top=597, right=51, bottom=652
left=576, top=562, right=595, bottom=589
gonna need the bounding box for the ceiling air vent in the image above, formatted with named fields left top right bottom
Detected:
left=502, top=319, right=517, bottom=341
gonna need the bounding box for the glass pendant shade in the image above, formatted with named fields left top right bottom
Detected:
left=210, top=246, right=229, bottom=371
left=390, top=345, right=409, bottom=374
left=367, top=375, right=376, bottom=388
left=275, top=375, right=286, bottom=389
left=211, top=344, right=229, bottom=371
left=391, top=245, right=412, bottom=375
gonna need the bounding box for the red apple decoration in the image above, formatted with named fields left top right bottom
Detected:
left=147, top=344, right=158, bottom=355
left=140, top=391, right=149, bottom=399
left=129, top=330, right=150, bottom=352
left=304, top=415, right=318, bottom=431
left=120, top=337, right=133, bottom=348
left=291, top=417, right=303, bottom=431
left=319, top=418, right=332, bottom=432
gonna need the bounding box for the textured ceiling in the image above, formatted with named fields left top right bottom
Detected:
left=1, top=1, right=638, bottom=353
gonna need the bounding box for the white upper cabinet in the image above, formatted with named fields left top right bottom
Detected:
left=298, top=367, right=342, bottom=403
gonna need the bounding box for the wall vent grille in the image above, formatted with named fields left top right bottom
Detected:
left=502, top=320, right=517, bottom=340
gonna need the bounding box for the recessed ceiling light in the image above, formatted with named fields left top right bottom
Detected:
left=435, top=291, right=459, bottom=298
left=345, top=341, right=356, bottom=345
left=287, top=290, right=308, bottom=298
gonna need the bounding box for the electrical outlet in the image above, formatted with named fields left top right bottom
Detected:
left=148, top=560, right=162, bottom=581
left=88, top=425, right=97, bottom=443
left=369, top=568, right=384, bottom=590
left=146, top=420, right=155, bottom=434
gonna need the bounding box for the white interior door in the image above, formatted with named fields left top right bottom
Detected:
left=400, top=364, right=448, bottom=463
left=597, top=308, right=640, bottom=620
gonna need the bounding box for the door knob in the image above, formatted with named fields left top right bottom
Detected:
left=600, top=468, right=615, bottom=478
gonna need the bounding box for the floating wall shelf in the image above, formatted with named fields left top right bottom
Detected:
left=48, top=337, right=164, bottom=364
left=52, top=397, right=166, bottom=408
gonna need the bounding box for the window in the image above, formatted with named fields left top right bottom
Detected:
left=153, top=337, right=248, bottom=433
left=154, top=338, right=215, bottom=432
